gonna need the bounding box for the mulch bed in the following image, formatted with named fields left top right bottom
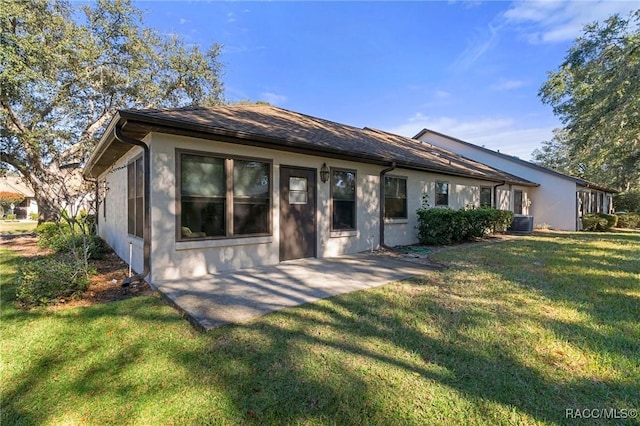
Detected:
left=0, top=234, right=152, bottom=310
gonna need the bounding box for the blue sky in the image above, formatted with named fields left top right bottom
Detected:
left=139, top=1, right=638, bottom=160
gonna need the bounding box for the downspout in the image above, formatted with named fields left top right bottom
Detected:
left=379, top=162, right=396, bottom=250
left=114, top=124, right=151, bottom=286
left=492, top=181, right=506, bottom=209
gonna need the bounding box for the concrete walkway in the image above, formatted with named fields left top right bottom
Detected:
left=153, top=252, right=437, bottom=330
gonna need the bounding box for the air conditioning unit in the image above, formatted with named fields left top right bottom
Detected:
left=508, top=215, right=534, bottom=234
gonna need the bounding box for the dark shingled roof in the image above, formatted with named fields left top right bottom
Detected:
left=85, top=104, right=537, bottom=186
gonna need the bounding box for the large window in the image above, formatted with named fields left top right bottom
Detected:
left=127, top=157, right=144, bottom=238
left=480, top=186, right=492, bottom=207
left=331, top=168, right=356, bottom=230
left=178, top=151, right=270, bottom=240
left=435, top=181, right=449, bottom=206
left=384, top=176, right=407, bottom=219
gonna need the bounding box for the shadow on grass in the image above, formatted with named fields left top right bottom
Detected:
left=2, top=232, right=639, bottom=424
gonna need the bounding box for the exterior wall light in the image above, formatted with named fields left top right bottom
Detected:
left=320, top=163, right=330, bottom=183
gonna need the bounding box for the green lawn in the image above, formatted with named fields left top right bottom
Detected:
left=1, top=232, right=639, bottom=425
left=0, top=221, right=37, bottom=235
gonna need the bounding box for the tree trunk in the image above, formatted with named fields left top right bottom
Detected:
left=35, top=192, right=61, bottom=223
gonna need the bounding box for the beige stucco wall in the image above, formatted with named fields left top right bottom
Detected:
left=418, top=132, right=576, bottom=230
left=99, top=145, right=146, bottom=276
left=149, top=133, right=385, bottom=281
left=382, top=169, right=508, bottom=247
left=97, top=133, right=532, bottom=281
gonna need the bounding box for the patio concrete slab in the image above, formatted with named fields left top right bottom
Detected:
left=152, top=252, right=437, bottom=330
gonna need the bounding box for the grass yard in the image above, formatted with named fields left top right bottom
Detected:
left=1, top=231, right=639, bottom=425
left=0, top=220, right=37, bottom=235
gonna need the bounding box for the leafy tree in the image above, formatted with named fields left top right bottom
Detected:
left=538, top=9, right=640, bottom=191
left=0, top=0, right=224, bottom=221
left=0, top=191, right=25, bottom=210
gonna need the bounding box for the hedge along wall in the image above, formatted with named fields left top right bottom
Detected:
left=416, top=207, right=514, bottom=245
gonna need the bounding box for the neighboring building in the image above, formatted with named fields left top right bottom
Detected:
left=0, top=176, right=38, bottom=219
left=83, top=105, right=536, bottom=282
left=414, top=128, right=618, bottom=231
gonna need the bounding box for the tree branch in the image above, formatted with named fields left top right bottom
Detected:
left=0, top=100, right=27, bottom=134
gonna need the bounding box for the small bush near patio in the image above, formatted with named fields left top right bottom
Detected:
left=417, top=206, right=513, bottom=244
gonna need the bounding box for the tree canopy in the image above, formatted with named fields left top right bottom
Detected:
left=0, top=0, right=224, bottom=221
left=535, top=9, right=640, bottom=192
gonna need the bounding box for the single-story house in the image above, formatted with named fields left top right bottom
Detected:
left=0, top=176, right=38, bottom=219
left=83, top=104, right=537, bottom=282
left=414, top=129, right=618, bottom=231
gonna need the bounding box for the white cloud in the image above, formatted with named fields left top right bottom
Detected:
left=435, top=90, right=452, bottom=99
left=227, top=12, right=236, bottom=23
left=179, top=18, right=189, bottom=25
left=503, top=0, right=639, bottom=44
left=261, top=92, right=287, bottom=105
left=491, top=79, right=527, bottom=91
left=451, top=23, right=499, bottom=70
left=385, top=113, right=555, bottom=160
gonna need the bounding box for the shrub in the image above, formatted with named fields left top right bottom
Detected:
left=614, top=190, right=640, bottom=213
left=597, top=213, right=618, bottom=229
left=582, top=214, right=608, bottom=231
left=16, top=256, right=94, bottom=307
left=417, top=207, right=513, bottom=245
left=582, top=213, right=618, bottom=231
left=36, top=222, right=109, bottom=259
left=616, top=213, right=640, bottom=229
left=29, top=212, right=39, bottom=221
left=5, top=214, right=17, bottom=220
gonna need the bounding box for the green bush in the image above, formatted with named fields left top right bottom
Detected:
left=582, top=214, right=607, bottom=231
left=16, top=256, right=94, bottom=307
left=29, top=212, right=39, bottom=221
left=616, top=213, right=640, bottom=229
left=582, top=213, right=618, bottom=231
left=35, top=222, right=109, bottom=259
left=5, top=213, right=17, bottom=220
left=598, top=213, right=618, bottom=229
left=614, top=190, right=640, bottom=213
left=417, top=207, right=513, bottom=245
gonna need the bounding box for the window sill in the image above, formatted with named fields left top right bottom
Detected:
left=384, top=218, right=409, bottom=224
left=175, top=235, right=273, bottom=251
left=330, top=230, right=358, bottom=238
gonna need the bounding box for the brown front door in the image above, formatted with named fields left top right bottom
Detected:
left=280, top=166, right=316, bottom=261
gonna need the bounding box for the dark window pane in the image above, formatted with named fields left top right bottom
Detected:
left=435, top=182, right=448, bottom=206
left=480, top=187, right=492, bottom=207
left=127, top=163, right=135, bottom=200
left=234, top=160, right=270, bottom=197
left=181, top=154, right=225, bottom=196
left=135, top=197, right=143, bottom=237
left=128, top=197, right=135, bottom=235
left=181, top=198, right=225, bottom=238
left=384, top=177, right=407, bottom=219
left=514, top=190, right=523, bottom=215
left=135, top=158, right=143, bottom=197
left=332, top=170, right=355, bottom=200
left=385, top=198, right=407, bottom=219
left=385, top=177, right=406, bottom=198
left=332, top=200, right=355, bottom=230
left=233, top=199, right=269, bottom=235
